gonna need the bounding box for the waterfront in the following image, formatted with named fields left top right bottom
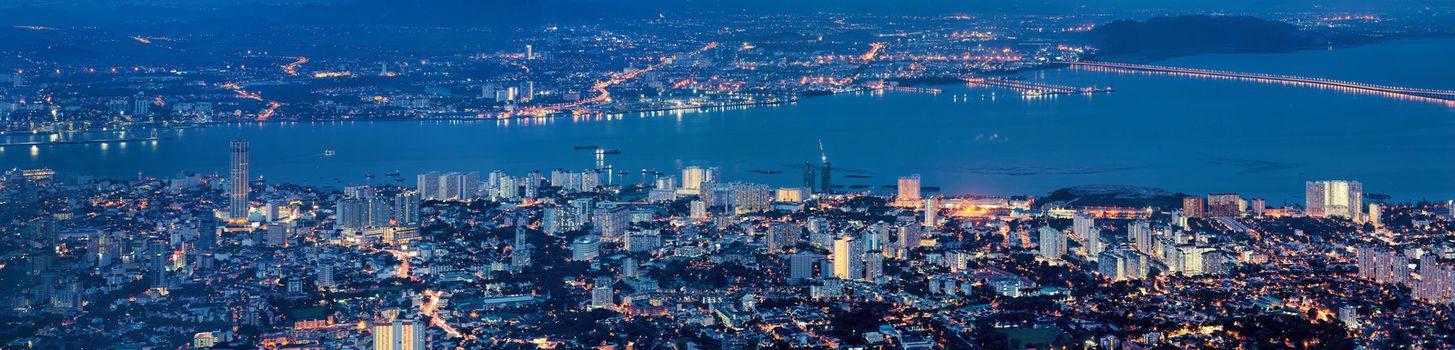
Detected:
left=4, top=38, right=1454, bottom=203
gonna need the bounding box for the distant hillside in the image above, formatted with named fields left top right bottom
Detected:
left=1082, top=15, right=1319, bottom=57
left=1038, top=185, right=1186, bottom=210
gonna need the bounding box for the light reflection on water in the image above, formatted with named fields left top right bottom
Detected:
left=4, top=38, right=1455, bottom=202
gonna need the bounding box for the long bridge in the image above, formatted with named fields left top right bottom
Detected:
left=962, top=77, right=1113, bottom=96
left=1063, top=61, right=1455, bottom=105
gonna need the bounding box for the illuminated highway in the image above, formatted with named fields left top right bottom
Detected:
left=518, top=42, right=719, bottom=117
left=282, top=57, right=309, bottom=76
left=1065, top=61, right=1455, bottom=105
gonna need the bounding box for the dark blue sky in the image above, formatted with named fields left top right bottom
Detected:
left=0, top=0, right=1441, bottom=29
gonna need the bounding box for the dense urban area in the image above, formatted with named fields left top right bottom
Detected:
left=2, top=146, right=1455, bottom=348
left=5, top=2, right=1455, bottom=350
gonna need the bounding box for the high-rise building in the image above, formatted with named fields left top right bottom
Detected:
left=591, top=203, right=629, bottom=239
left=228, top=140, right=250, bottom=222
left=1038, top=227, right=1067, bottom=261
left=1129, top=221, right=1154, bottom=256
left=195, top=214, right=217, bottom=253
left=765, top=222, right=800, bottom=253
left=591, top=276, right=614, bottom=310
left=1250, top=198, right=1266, bottom=217
left=681, top=166, right=711, bottom=195
left=1098, top=251, right=1127, bottom=281
left=896, top=174, right=921, bottom=206
left=439, top=172, right=463, bottom=200
left=924, top=197, right=939, bottom=228
left=373, top=319, right=424, bottom=350
left=1206, top=193, right=1242, bottom=217
left=1072, top=213, right=1094, bottom=238
left=789, top=253, right=818, bottom=282
left=690, top=200, right=708, bottom=220
left=1098, top=249, right=1148, bottom=281
left=820, top=160, right=832, bottom=193
left=572, top=235, right=600, bottom=261
left=897, top=224, right=922, bottom=257
left=1368, top=203, right=1382, bottom=228
left=832, top=235, right=860, bottom=280
left=1306, top=180, right=1363, bottom=219
left=1085, top=228, right=1103, bottom=261
left=1182, top=196, right=1205, bottom=218
left=393, top=191, right=420, bottom=226
left=416, top=171, right=441, bottom=200
left=802, top=162, right=816, bottom=190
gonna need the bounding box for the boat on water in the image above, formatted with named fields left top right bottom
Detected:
left=385, top=170, right=401, bottom=176
left=324, top=148, right=336, bottom=156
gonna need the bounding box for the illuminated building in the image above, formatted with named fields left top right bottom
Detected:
left=1037, top=227, right=1066, bottom=261
left=690, top=200, right=708, bottom=220
left=393, top=191, right=420, bottom=226
left=591, top=276, right=614, bottom=310
left=1206, top=193, right=1242, bottom=217
left=372, top=319, right=424, bottom=350
left=924, top=197, right=939, bottom=228
left=832, top=235, right=860, bottom=279
left=1072, top=213, right=1094, bottom=239
left=681, top=166, right=718, bottom=195
left=572, top=235, right=600, bottom=261
left=1368, top=203, right=1382, bottom=227
left=591, top=203, right=629, bottom=239
left=896, top=174, right=921, bottom=206
left=1306, top=180, right=1363, bottom=219
left=1098, top=251, right=1127, bottom=280
left=765, top=222, right=800, bottom=253
left=1181, top=196, right=1205, bottom=218
left=775, top=187, right=807, bottom=203
left=1129, top=221, right=1153, bottom=256
left=228, top=139, right=250, bottom=222
left=896, top=224, right=922, bottom=257
left=1085, top=228, right=1103, bottom=261
left=193, top=332, right=218, bottom=348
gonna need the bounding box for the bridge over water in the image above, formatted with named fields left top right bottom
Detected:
left=1063, top=61, right=1455, bottom=106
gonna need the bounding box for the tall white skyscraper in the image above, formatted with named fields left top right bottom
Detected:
left=1072, top=213, right=1094, bottom=239
left=228, top=139, right=250, bottom=222
left=1306, top=180, right=1363, bottom=219
left=1038, top=227, right=1067, bottom=261
left=789, top=253, right=817, bottom=282
left=1129, top=221, right=1154, bottom=256
left=923, top=197, right=939, bottom=228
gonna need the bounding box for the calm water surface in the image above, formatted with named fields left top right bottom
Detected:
left=4, top=38, right=1454, bottom=203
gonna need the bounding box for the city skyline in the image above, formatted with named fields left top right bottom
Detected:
left=2, top=1, right=1454, bottom=349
